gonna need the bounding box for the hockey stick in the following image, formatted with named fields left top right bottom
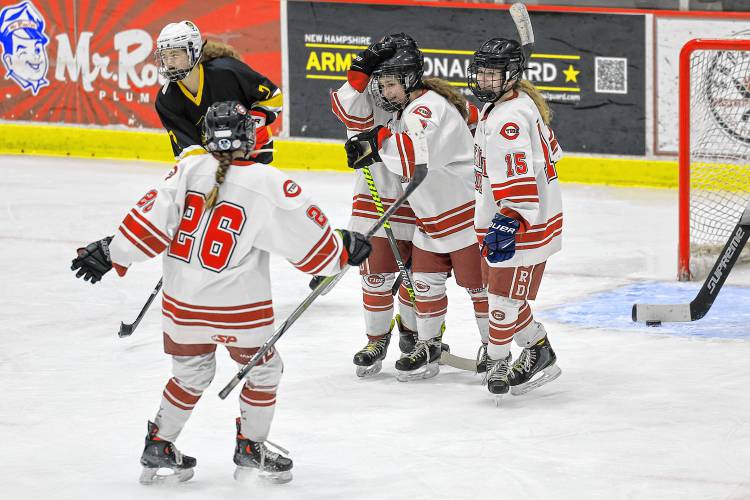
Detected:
left=510, top=2, right=535, bottom=61
left=361, top=165, right=416, bottom=303
left=118, top=277, right=162, bottom=338
left=632, top=203, right=750, bottom=324
left=218, top=115, right=429, bottom=399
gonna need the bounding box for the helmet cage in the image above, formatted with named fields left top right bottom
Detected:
left=202, top=102, right=257, bottom=157
left=467, top=52, right=525, bottom=103
left=369, top=65, right=422, bottom=112
left=155, top=22, right=203, bottom=82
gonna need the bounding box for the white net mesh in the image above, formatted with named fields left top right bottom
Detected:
left=687, top=37, right=750, bottom=278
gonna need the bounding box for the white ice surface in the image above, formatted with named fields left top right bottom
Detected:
left=1, top=155, right=749, bottom=500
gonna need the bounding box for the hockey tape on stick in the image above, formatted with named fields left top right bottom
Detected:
left=510, top=2, right=535, bottom=61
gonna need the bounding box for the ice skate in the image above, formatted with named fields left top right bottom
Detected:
left=475, top=343, right=489, bottom=374
left=508, top=336, right=561, bottom=396
left=483, top=353, right=512, bottom=403
left=395, top=314, right=417, bottom=356
left=395, top=337, right=442, bottom=381
left=139, top=421, right=196, bottom=485
left=234, top=419, right=293, bottom=484
left=353, top=327, right=392, bottom=378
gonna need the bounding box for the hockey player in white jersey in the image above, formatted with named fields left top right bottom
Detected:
left=344, top=36, right=488, bottom=381
left=70, top=101, right=372, bottom=484
left=331, top=34, right=419, bottom=378
left=468, top=38, right=563, bottom=397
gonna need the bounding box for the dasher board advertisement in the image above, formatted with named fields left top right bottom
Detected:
left=0, top=0, right=280, bottom=128
left=287, top=0, right=646, bottom=155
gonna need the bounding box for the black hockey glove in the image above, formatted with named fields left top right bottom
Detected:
left=71, top=236, right=114, bottom=284
left=350, top=42, right=396, bottom=76
left=336, top=229, right=372, bottom=266
left=308, top=275, right=326, bottom=290
left=345, top=126, right=383, bottom=169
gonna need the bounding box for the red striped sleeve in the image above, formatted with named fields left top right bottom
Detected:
left=330, top=91, right=374, bottom=131
left=394, top=132, right=415, bottom=177
left=291, top=227, right=341, bottom=274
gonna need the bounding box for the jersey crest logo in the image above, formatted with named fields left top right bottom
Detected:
left=500, top=122, right=520, bottom=140
left=283, top=179, right=301, bottom=198
left=412, top=106, right=432, bottom=119
left=491, top=310, right=506, bottom=321
left=165, top=165, right=178, bottom=180
left=414, top=280, right=430, bottom=293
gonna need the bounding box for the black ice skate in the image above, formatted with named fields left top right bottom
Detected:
left=396, top=314, right=417, bottom=355
left=139, top=421, right=196, bottom=485
left=483, top=353, right=512, bottom=397
left=395, top=336, right=442, bottom=381
left=475, top=343, right=489, bottom=374
left=353, top=331, right=392, bottom=378
left=234, top=418, right=293, bottom=484
left=508, top=336, right=561, bottom=396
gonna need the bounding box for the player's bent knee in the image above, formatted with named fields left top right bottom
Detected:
left=171, top=353, right=217, bottom=392
left=244, top=350, right=283, bottom=389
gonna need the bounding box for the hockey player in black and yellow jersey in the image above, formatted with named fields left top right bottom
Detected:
left=154, top=20, right=282, bottom=164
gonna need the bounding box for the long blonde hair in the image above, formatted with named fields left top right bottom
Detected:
left=421, top=77, right=468, bottom=121
left=515, top=80, right=552, bottom=125
left=205, top=155, right=232, bottom=209
left=200, top=40, right=241, bottom=63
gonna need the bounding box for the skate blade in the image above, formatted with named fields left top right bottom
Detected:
left=234, top=466, right=293, bottom=484
left=355, top=360, right=383, bottom=378
left=139, top=466, right=194, bottom=485
left=395, top=362, right=439, bottom=382
left=493, top=394, right=504, bottom=407
left=511, top=364, right=562, bottom=396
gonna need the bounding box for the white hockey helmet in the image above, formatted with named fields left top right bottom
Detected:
left=154, top=20, right=203, bottom=82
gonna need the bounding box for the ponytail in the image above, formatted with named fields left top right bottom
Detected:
left=205, top=155, right=231, bottom=209
left=421, top=77, right=469, bottom=121
left=515, top=80, right=552, bottom=125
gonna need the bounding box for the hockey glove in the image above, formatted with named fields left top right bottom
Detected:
left=481, top=214, right=520, bottom=263
left=345, top=126, right=383, bottom=169
left=337, top=229, right=372, bottom=266
left=308, top=275, right=325, bottom=290
left=350, top=42, right=396, bottom=77
left=71, top=236, right=114, bottom=284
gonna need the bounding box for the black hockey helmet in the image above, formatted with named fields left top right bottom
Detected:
left=468, top=38, right=526, bottom=103
left=202, top=101, right=256, bottom=155
left=370, top=37, right=424, bottom=112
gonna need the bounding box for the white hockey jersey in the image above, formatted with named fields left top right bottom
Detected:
left=331, top=82, right=416, bottom=241
left=108, top=154, right=348, bottom=348
left=377, top=90, right=477, bottom=254
left=474, top=89, right=564, bottom=268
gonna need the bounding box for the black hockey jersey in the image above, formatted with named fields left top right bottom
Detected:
left=155, top=56, right=282, bottom=164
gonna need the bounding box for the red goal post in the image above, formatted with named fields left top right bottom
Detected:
left=678, top=38, right=750, bottom=281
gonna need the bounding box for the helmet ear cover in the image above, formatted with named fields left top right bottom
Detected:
left=202, top=101, right=257, bottom=156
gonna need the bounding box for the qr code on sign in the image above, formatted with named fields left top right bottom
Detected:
left=595, top=57, right=628, bottom=94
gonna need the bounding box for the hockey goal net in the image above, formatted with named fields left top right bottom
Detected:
left=678, top=38, right=750, bottom=281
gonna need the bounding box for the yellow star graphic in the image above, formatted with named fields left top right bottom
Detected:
left=563, top=64, right=580, bottom=83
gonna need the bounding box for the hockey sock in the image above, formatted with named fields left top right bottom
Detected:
left=397, top=280, right=417, bottom=331
left=413, top=272, right=448, bottom=340
left=487, top=294, right=523, bottom=360
left=467, top=287, right=489, bottom=343
left=238, top=349, right=283, bottom=442
left=361, top=272, right=398, bottom=335
left=154, top=353, right=216, bottom=442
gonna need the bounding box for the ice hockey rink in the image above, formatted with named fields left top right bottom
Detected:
left=2, top=154, right=749, bottom=500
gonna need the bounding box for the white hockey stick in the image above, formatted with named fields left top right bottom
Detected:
left=632, top=202, right=750, bottom=324
left=510, top=2, right=535, bottom=61
left=219, top=114, right=429, bottom=399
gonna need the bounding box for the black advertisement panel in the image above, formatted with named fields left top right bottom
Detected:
left=287, top=1, right=646, bottom=155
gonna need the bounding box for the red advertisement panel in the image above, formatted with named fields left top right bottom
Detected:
left=0, top=0, right=281, bottom=128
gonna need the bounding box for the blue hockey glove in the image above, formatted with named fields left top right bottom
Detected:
left=481, top=214, right=520, bottom=263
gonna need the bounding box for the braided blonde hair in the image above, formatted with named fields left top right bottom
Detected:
left=205, top=155, right=232, bottom=209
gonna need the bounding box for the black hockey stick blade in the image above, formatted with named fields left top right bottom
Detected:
left=633, top=205, right=750, bottom=323
left=118, top=278, right=163, bottom=337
